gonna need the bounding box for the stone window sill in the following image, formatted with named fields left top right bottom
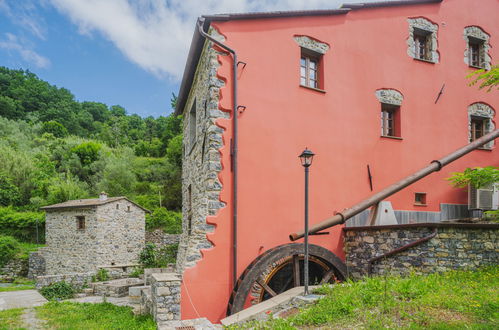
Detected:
left=414, top=203, right=427, bottom=207
left=300, top=84, right=326, bottom=94
left=380, top=135, right=403, bottom=140
left=413, top=57, right=436, bottom=64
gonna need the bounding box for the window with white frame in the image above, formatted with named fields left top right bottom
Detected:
left=468, top=103, right=495, bottom=149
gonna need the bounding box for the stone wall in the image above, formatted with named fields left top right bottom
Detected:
left=35, top=272, right=95, bottom=289
left=28, top=250, right=46, bottom=279
left=344, top=223, right=498, bottom=279
left=145, top=230, right=180, bottom=248
left=0, top=258, right=28, bottom=280
left=42, top=199, right=145, bottom=275
left=150, top=273, right=181, bottom=323
left=177, top=27, right=228, bottom=272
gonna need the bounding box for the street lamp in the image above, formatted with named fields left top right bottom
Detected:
left=299, top=148, right=315, bottom=295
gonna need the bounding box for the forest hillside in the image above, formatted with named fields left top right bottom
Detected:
left=0, top=66, right=182, bottom=243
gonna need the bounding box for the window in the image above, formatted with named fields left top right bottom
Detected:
left=380, top=104, right=400, bottom=138
left=127, top=205, right=131, bottom=212
left=468, top=38, right=484, bottom=68
left=189, top=101, right=197, bottom=151
left=116, top=204, right=119, bottom=210
left=76, top=216, right=85, bottom=230
left=300, top=50, right=320, bottom=89
left=414, top=193, right=427, bottom=206
left=413, top=29, right=431, bottom=61
left=464, top=27, right=490, bottom=70
left=294, top=35, right=329, bottom=91
left=468, top=103, right=495, bottom=149
left=407, top=18, right=438, bottom=63
left=470, top=116, right=486, bottom=142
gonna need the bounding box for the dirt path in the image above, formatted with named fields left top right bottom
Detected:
left=21, top=307, right=46, bottom=330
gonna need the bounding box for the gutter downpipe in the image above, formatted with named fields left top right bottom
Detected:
left=197, top=18, right=239, bottom=288
left=290, top=128, right=499, bottom=241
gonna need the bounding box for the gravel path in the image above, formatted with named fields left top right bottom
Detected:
left=21, top=307, right=46, bottom=330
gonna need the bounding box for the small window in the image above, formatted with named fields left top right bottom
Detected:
left=381, top=104, right=401, bottom=138
left=407, top=18, right=438, bottom=63
left=414, top=29, right=431, bottom=61
left=300, top=49, right=322, bottom=89
left=76, top=216, right=85, bottom=230
left=127, top=205, right=131, bottom=212
left=414, top=193, right=427, bottom=205
left=468, top=37, right=484, bottom=68
left=116, top=204, right=119, bottom=210
left=189, top=101, right=197, bottom=151
left=470, top=116, right=486, bottom=142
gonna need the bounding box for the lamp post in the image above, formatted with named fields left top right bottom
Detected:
left=299, top=148, right=315, bottom=295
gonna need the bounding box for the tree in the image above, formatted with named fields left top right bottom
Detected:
left=0, top=173, right=21, bottom=206
left=447, top=166, right=499, bottom=189
left=467, top=64, right=498, bottom=92
left=41, top=121, right=68, bottom=138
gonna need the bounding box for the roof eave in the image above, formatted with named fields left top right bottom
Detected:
left=341, top=0, right=442, bottom=9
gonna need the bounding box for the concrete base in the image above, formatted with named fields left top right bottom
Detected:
left=0, top=290, right=47, bottom=311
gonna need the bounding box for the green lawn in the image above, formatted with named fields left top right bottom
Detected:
left=0, top=308, right=25, bottom=330
left=0, top=279, right=35, bottom=292
left=231, top=266, right=499, bottom=329
left=36, top=302, right=156, bottom=330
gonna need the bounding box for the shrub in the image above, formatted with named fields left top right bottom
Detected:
left=447, top=166, right=499, bottom=189
left=95, top=268, right=110, bottom=282
left=139, top=243, right=157, bottom=268
left=145, top=208, right=181, bottom=234
left=139, top=243, right=178, bottom=268
left=39, top=281, right=74, bottom=300
left=0, top=235, right=20, bottom=267
left=0, top=207, right=45, bottom=242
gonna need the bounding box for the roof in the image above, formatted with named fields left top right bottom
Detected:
left=40, top=197, right=151, bottom=213
left=175, top=0, right=443, bottom=115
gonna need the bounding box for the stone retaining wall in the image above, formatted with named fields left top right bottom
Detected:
left=344, top=223, right=498, bottom=279
left=0, top=258, right=28, bottom=280
left=35, top=272, right=95, bottom=289
left=145, top=230, right=180, bottom=248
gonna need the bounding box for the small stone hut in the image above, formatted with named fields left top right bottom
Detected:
left=40, top=193, right=147, bottom=275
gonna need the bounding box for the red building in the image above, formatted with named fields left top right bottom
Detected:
left=175, top=0, right=498, bottom=323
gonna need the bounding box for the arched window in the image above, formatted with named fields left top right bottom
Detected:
left=407, top=17, right=439, bottom=63
left=376, top=89, right=404, bottom=138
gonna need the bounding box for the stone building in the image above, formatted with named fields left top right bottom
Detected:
left=40, top=193, right=147, bottom=275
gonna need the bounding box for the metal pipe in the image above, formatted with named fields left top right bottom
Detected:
left=290, top=129, right=499, bottom=241
left=197, top=19, right=239, bottom=288
left=367, top=227, right=437, bottom=275
left=304, top=166, right=309, bottom=295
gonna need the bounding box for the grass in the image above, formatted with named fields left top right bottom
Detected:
left=0, top=308, right=25, bottom=330
left=17, top=243, right=45, bottom=260
left=230, top=266, right=498, bottom=329
left=0, top=278, right=35, bottom=292
left=36, top=302, right=156, bottom=329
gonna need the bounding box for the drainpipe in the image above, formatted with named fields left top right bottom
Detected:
left=197, top=19, right=239, bottom=288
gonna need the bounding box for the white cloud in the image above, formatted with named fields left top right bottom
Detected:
left=0, top=0, right=48, bottom=40
left=0, top=33, right=51, bottom=68
left=50, top=0, right=388, bottom=80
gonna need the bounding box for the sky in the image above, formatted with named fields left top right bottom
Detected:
left=0, top=0, right=387, bottom=118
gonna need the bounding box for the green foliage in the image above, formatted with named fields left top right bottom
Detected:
left=139, top=243, right=178, bottom=268
left=467, top=64, right=499, bottom=92
left=0, top=308, right=24, bottom=329
left=45, top=173, right=89, bottom=205
left=70, top=141, right=102, bottom=166
left=231, top=267, right=499, bottom=329
left=0, top=235, right=20, bottom=267
left=484, top=210, right=499, bottom=222
left=0, top=207, right=45, bottom=242
left=145, top=208, right=181, bottom=234
left=447, top=166, right=499, bottom=189
left=36, top=302, right=156, bottom=329
left=41, top=121, right=68, bottom=138
left=129, top=267, right=144, bottom=278
left=94, top=268, right=110, bottom=282
left=40, top=281, right=75, bottom=301
left=0, top=173, right=21, bottom=206
left=139, top=243, right=157, bottom=268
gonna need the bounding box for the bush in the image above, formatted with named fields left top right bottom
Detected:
left=94, top=268, right=110, bottom=282
left=39, top=281, right=74, bottom=300
left=0, top=235, right=20, bottom=267
left=0, top=207, right=45, bottom=242
left=447, top=166, right=499, bottom=189
left=139, top=243, right=178, bottom=268
left=145, top=208, right=181, bottom=234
